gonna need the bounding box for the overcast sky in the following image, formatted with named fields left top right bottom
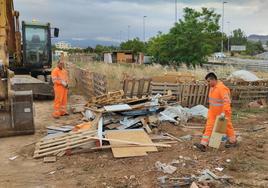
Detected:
left=16, top=0, right=268, bottom=43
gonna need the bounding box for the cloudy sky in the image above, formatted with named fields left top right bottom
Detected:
left=16, top=0, right=268, bottom=44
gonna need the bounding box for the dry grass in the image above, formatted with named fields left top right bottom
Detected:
left=71, top=61, right=246, bottom=91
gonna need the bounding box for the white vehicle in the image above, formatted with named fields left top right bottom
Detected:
left=214, top=52, right=226, bottom=58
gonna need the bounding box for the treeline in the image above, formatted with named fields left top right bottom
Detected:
left=55, top=7, right=266, bottom=66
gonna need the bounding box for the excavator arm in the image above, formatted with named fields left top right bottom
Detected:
left=0, top=0, right=34, bottom=137
left=0, top=0, right=21, bottom=103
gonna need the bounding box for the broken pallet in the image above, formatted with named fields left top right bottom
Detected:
left=34, top=130, right=97, bottom=158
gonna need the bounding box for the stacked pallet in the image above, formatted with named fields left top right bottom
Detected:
left=150, top=82, right=209, bottom=107
left=229, top=85, right=268, bottom=105
left=66, top=62, right=107, bottom=98
left=33, top=130, right=97, bottom=158
left=123, top=78, right=152, bottom=98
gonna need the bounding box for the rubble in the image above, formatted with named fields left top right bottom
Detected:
left=33, top=90, right=211, bottom=160
left=155, top=161, right=177, bottom=174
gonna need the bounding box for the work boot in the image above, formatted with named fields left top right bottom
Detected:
left=225, top=141, right=238, bottom=148
left=61, top=112, right=70, bottom=116
left=62, top=113, right=70, bottom=116
left=53, top=115, right=60, bottom=119
left=194, top=143, right=207, bottom=152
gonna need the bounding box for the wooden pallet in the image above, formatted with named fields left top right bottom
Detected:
left=229, top=85, right=268, bottom=105
left=123, top=78, right=152, bottom=98
left=181, top=83, right=209, bottom=107
left=33, top=130, right=97, bottom=158
left=66, top=63, right=107, bottom=98
left=87, top=90, right=125, bottom=107
left=151, top=82, right=209, bottom=107
left=92, top=72, right=107, bottom=96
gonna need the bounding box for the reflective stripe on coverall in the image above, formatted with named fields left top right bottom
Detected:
left=51, top=67, right=68, bottom=117
left=201, top=81, right=235, bottom=145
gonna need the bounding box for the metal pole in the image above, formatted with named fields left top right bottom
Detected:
left=127, top=25, right=130, bottom=41
left=175, top=0, right=178, bottom=23
left=227, top=21, right=230, bottom=53
left=221, top=1, right=227, bottom=53
left=143, top=16, right=147, bottom=42
left=120, top=30, right=122, bottom=43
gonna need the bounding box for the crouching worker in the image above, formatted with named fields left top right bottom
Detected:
left=51, top=60, right=69, bottom=119
left=194, top=72, right=237, bottom=152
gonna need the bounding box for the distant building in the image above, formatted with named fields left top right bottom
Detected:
left=103, top=50, right=134, bottom=63
left=55, top=41, right=72, bottom=49
left=53, top=50, right=68, bottom=60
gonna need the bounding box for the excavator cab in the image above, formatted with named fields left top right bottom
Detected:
left=22, top=21, right=52, bottom=70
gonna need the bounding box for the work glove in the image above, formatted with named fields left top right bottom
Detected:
left=219, top=112, right=225, bottom=120
left=61, top=80, right=68, bottom=87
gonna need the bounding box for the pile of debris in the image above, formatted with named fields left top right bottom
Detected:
left=33, top=90, right=208, bottom=160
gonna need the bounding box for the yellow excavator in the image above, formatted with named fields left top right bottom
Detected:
left=0, top=0, right=59, bottom=137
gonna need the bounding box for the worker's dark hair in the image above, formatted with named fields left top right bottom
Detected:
left=57, top=59, right=64, bottom=64
left=205, top=72, right=217, bottom=80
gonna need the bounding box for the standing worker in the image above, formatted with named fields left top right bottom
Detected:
left=51, top=60, right=69, bottom=119
left=194, top=72, right=237, bottom=152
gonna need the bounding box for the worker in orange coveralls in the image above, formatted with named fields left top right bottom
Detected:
left=51, top=60, right=69, bottom=119
left=194, top=72, right=237, bottom=152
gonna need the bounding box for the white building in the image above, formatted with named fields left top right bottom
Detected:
left=54, top=50, right=68, bottom=58
left=55, top=41, right=72, bottom=49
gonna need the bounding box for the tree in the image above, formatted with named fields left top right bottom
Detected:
left=120, top=38, right=146, bottom=55
left=245, top=40, right=264, bottom=56
left=230, top=28, right=247, bottom=45
left=147, top=7, right=221, bottom=67
left=147, top=33, right=173, bottom=64
left=51, top=44, right=57, bottom=52
left=84, top=46, right=94, bottom=53
left=94, top=45, right=118, bottom=54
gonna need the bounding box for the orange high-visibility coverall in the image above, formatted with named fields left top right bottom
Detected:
left=201, top=81, right=235, bottom=145
left=51, top=67, right=68, bottom=118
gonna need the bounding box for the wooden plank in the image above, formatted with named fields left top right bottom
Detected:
left=98, top=117, right=103, bottom=147
left=137, top=79, right=145, bottom=98
left=130, top=80, right=136, bottom=98
left=208, top=116, right=227, bottom=149
left=91, top=143, right=173, bottom=150
left=43, top=156, right=57, bottom=163
left=105, top=129, right=158, bottom=158
left=123, top=79, right=129, bottom=96
left=104, top=104, right=132, bottom=112
left=209, top=132, right=224, bottom=149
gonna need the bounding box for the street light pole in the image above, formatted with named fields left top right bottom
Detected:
left=227, top=21, right=230, bottom=53
left=175, top=0, right=178, bottom=23
left=120, top=30, right=122, bottom=43
left=221, top=1, right=227, bottom=53
left=127, top=25, right=130, bottom=41
left=143, top=16, right=147, bottom=42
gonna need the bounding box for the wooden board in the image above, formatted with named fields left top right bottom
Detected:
left=209, top=132, right=224, bottom=149
left=104, top=104, right=132, bottom=112
left=105, top=129, right=157, bottom=158
left=208, top=116, right=227, bottom=149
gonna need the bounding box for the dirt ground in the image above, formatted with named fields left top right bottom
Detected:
left=0, top=97, right=267, bottom=188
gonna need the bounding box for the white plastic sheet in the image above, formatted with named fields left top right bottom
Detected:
left=159, top=105, right=208, bottom=123
left=159, top=105, right=190, bottom=123
left=228, top=70, right=261, bottom=82
left=186, top=105, right=208, bottom=119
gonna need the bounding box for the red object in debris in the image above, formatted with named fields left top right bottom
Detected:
left=95, top=140, right=100, bottom=147
left=65, top=149, right=72, bottom=156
